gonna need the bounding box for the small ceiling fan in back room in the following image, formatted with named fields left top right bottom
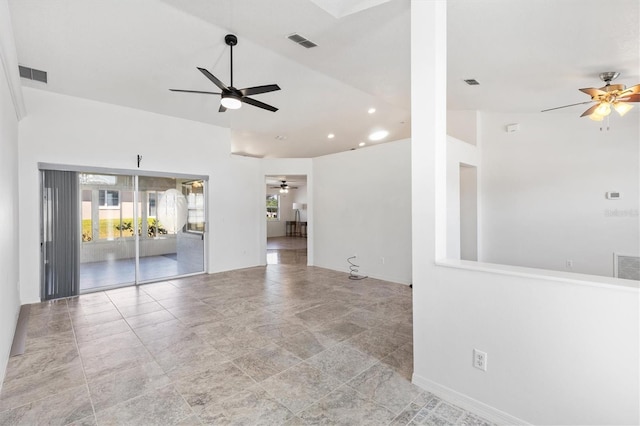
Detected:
left=269, top=181, right=298, bottom=194
left=542, top=72, right=640, bottom=121
left=170, top=34, right=281, bottom=112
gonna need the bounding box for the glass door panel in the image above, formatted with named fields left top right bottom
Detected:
left=137, top=176, right=205, bottom=282
left=79, top=173, right=136, bottom=291
left=178, top=179, right=205, bottom=275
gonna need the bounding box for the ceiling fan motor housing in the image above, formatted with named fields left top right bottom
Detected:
left=601, top=84, right=625, bottom=92
left=599, top=71, right=620, bottom=83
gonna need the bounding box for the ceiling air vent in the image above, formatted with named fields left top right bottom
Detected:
left=464, top=79, right=480, bottom=86
left=287, top=33, right=318, bottom=49
left=19, top=65, right=48, bottom=83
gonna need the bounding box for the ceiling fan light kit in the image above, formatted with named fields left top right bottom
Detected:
left=221, top=93, right=242, bottom=110
left=170, top=34, right=281, bottom=112
left=542, top=72, right=639, bottom=123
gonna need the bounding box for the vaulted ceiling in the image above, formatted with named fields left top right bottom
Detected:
left=9, top=0, right=639, bottom=158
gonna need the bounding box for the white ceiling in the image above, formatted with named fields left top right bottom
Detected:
left=8, top=0, right=639, bottom=158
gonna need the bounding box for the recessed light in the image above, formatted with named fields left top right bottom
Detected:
left=327, top=133, right=335, bottom=139
left=275, top=135, right=287, bottom=140
left=368, top=108, right=376, bottom=114
left=359, top=142, right=366, bottom=147
left=368, top=130, right=389, bottom=141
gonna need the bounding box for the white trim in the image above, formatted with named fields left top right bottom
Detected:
left=0, top=0, right=26, bottom=120
left=38, top=162, right=208, bottom=181
left=412, top=373, right=530, bottom=426
left=436, top=258, right=639, bottom=292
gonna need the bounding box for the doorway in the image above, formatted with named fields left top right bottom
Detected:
left=460, top=164, right=478, bottom=261
left=41, top=166, right=207, bottom=299
left=265, top=175, right=308, bottom=265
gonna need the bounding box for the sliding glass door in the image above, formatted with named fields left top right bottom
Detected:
left=41, top=165, right=207, bottom=297
left=78, top=173, right=136, bottom=290
left=136, top=176, right=205, bottom=282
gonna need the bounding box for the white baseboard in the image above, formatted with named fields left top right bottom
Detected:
left=313, top=261, right=412, bottom=286
left=411, top=373, right=530, bottom=426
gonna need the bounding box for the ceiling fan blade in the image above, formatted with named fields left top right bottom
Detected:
left=580, top=104, right=599, bottom=117
left=541, top=101, right=593, bottom=112
left=579, top=87, right=606, bottom=97
left=617, top=94, right=640, bottom=103
left=619, top=84, right=640, bottom=96
left=169, top=89, right=221, bottom=95
left=239, top=84, right=281, bottom=97
left=242, top=96, right=278, bottom=112
left=218, top=104, right=227, bottom=113
left=197, top=67, right=229, bottom=91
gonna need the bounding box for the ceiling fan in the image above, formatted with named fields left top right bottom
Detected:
left=170, top=34, right=281, bottom=112
left=269, top=181, right=298, bottom=193
left=542, top=72, right=640, bottom=121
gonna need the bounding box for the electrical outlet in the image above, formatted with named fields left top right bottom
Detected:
left=566, top=260, right=573, bottom=269
left=381, top=257, right=385, bottom=264
left=473, top=349, right=487, bottom=371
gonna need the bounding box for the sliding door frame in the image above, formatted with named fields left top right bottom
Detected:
left=39, top=163, right=209, bottom=295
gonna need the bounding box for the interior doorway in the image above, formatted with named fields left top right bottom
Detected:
left=265, top=175, right=308, bottom=265
left=460, top=164, right=478, bottom=261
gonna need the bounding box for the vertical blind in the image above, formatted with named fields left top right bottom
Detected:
left=42, top=170, right=79, bottom=300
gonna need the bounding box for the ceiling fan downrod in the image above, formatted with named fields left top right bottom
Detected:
left=225, top=34, right=237, bottom=88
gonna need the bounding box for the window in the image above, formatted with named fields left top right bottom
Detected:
left=98, top=190, right=119, bottom=208
left=181, top=180, right=205, bottom=233
left=266, top=194, right=279, bottom=220
left=148, top=192, right=157, bottom=217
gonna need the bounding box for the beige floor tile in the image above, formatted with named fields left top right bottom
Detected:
left=0, top=265, right=497, bottom=426
left=173, top=361, right=255, bottom=414
left=306, top=343, right=378, bottom=383
left=298, top=385, right=396, bottom=425
left=95, top=385, right=193, bottom=425
left=0, top=384, right=93, bottom=425
left=260, top=362, right=342, bottom=414
left=232, top=343, right=302, bottom=382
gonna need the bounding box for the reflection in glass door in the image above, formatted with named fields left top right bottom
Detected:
left=79, top=173, right=136, bottom=290
left=136, top=177, right=205, bottom=282
left=77, top=172, right=206, bottom=292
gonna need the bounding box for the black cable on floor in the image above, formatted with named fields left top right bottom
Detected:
left=347, top=256, right=368, bottom=280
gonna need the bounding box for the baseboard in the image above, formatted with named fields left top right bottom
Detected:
left=313, top=261, right=411, bottom=286
left=412, top=373, right=530, bottom=426
left=10, top=304, right=30, bottom=357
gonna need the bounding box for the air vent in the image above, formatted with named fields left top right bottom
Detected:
left=19, top=65, right=47, bottom=83
left=614, top=253, right=640, bottom=280
left=287, top=33, right=318, bottom=49
left=464, top=79, right=480, bottom=86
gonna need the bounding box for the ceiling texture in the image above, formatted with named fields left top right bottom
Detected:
left=8, top=0, right=639, bottom=158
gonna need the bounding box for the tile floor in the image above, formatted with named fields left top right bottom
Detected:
left=267, top=237, right=307, bottom=265
left=0, top=265, right=494, bottom=426
left=80, top=254, right=204, bottom=291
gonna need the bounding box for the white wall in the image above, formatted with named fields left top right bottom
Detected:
left=18, top=88, right=264, bottom=303
left=447, top=109, right=478, bottom=145
left=479, top=112, right=639, bottom=278
left=0, top=0, right=22, bottom=387
left=313, top=140, right=412, bottom=284
left=412, top=2, right=639, bottom=425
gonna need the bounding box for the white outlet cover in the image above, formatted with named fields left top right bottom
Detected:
left=473, top=349, right=488, bottom=371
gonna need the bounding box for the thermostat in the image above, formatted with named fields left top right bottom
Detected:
left=606, top=192, right=622, bottom=200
